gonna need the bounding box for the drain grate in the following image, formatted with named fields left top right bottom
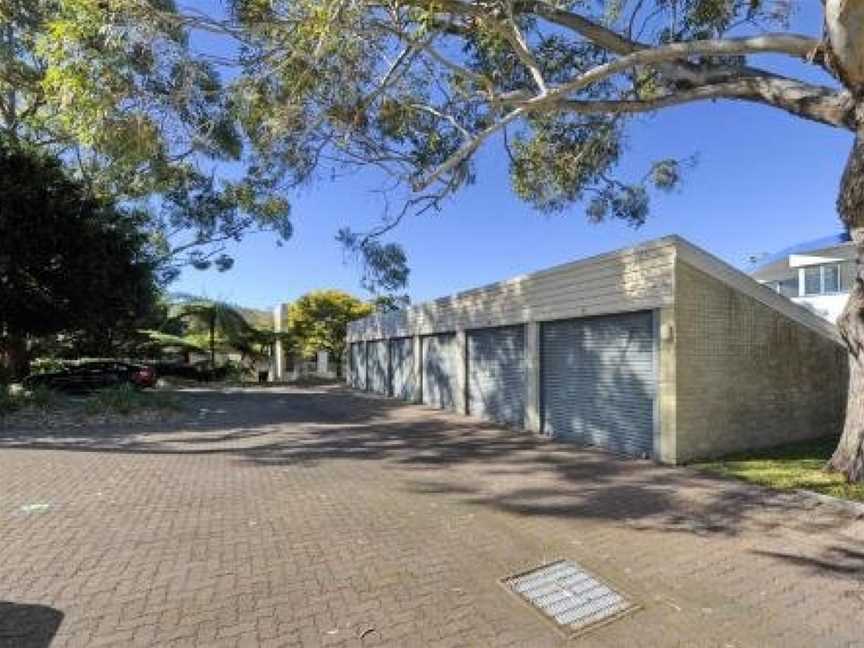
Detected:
left=503, top=560, right=635, bottom=634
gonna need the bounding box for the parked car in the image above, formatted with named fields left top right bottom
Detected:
left=154, top=362, right=233, bottom=383
left=23, top=361, right=157, bottom=392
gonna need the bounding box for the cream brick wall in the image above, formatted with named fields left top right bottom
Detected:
left=673, top=261, right=848, bottom=463
left=348, top=238, right=677, bottom=341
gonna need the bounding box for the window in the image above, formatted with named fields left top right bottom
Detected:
left=824, top=264, right=840, bottom=294
left=802, top=263, right=844, bottom=296
left=804, top=266, right=822, bottom=295
left=777, top=278, right=798, bottom=298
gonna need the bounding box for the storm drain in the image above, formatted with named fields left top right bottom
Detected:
left=503, top=560, right=636, bottom=634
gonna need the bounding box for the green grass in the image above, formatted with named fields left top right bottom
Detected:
left=84, top=384, right=184, bottom=416
left=696, top=436, right=864, bottom=503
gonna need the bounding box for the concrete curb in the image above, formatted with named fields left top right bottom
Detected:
left=793, top=488, right=864, bottom=518
left=684, top=463, right=864, bottom=519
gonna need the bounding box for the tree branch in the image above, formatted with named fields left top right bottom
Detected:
left=501, top=6, right=548, bottom=93
left=522, top=1, right=644, bottom=54
left=413, top=106, right=527, bottom=190
left=557, top=78, right=854, bottom=129
left=540, top=34, right=819, bottom=104
left=414, top=34, right=830, bottom=191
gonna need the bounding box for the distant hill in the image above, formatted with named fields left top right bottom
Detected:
left=238, top=307, right=273, bottom=330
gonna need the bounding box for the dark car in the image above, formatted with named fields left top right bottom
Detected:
left=23, top=361, right=157, bottom=392
left=154, top=362, right=230, bottom=383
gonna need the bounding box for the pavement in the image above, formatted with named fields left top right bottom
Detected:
left=1, top=385, right=863, bottom=648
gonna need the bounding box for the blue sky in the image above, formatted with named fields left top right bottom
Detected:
left=174, top=3, right=851, bottom=310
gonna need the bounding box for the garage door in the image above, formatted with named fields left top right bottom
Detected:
left=467, top=326, right=525, bottom=427
left=350, top=342, right=366, bottom=390
left=390, top=337, right=416, bottom=401
left=422, top=333, right=460, bottom=410
left=366, top=340, right=388, bottom=394
left=542, top=311, right=655, bottom=457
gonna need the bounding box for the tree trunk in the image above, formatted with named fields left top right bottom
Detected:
left=829, top=131, right=864, bottom=481
left=209, top=316, right=216, bottom=371
left=1, top=333, right=30, bottom=382
left=830, top=279, right=864, bottom=480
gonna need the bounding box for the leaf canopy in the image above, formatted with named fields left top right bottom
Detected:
left=0, top=0, right=293, bottom=274
left=213, top=0, right=813, bottom=288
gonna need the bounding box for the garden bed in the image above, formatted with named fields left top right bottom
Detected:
left=0, top=384, right=184, bottom=429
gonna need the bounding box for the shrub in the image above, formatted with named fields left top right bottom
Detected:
left=222, top=360, right=249, bottom=383
left=0, top=384, right=59, bottom=417
left=0, top=384, right=21, bottom=417
left=30, top=358, right=66, bottom=374
left=27, top=386, right=59, bottom=411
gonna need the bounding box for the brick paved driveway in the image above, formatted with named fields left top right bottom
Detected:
left=1, top=385, right=863, bottom=648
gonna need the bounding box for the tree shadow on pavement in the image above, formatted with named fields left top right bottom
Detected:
left=0, top=386, right=855, bottom=541
left=752, top=545, right=864, bottom=577
left=0, top=601, right=63, bottom=648
left=0, top=386, right=391, bottom=452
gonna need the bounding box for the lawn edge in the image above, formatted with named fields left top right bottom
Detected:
left=686, top=462, right=864, bottom=518
left=792, top=488, right=864, bottom=517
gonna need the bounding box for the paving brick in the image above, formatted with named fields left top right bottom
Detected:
left=1, top=385, right=861, bottom=647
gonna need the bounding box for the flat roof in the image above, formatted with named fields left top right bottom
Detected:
left=751, top=233, right=852, bottom=272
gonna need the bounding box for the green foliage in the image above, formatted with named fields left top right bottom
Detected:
left=27, top=385, right=59, bottom=411
left=0, top=384, right=59, bottom=417
left=218, top=0, right=793, bottom=287
left=0, top=384, right=20, bottom=417
left=0, top=136, right=160, bottom=376
left=220, top=359, right=248, bottom=383
left=371, top=294, right=411, bottom=313
left=30, top=358, right=66, bottom=375
left=512, top=117, right=622, bottom=214
left=335, top=229, right=411, bottom=294
left=655, top=0, right=792, bottom=42
left=84, top=384, right=183, bottom=417
left=288, top=290, right=374, bottom=362
left=0, top=0, right=800, bottom=291
left=0, top=0, right=292, bottom=271
left=168, top=296, right=272, bottom=367
left=138, top=331, right=207, bottom=355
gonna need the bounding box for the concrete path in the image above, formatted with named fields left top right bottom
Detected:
left=1, top=386, right=863, bottom=647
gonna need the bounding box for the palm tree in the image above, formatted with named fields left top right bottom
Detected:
left=171, top=297, right=257, bottom=370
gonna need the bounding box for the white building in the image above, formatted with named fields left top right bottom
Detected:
left=750, top=234, right=856, bottom=323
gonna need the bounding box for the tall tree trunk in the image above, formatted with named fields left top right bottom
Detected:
left=829, top=131, right=864, bottom=481
left=2, top=23, right=16, bottom=132
left=2, top=332, right=30, bottom=382
left=209, top=317, right=216, bottom=371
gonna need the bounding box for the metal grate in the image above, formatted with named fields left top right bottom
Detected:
left=504, top=560, right=635, bottom=634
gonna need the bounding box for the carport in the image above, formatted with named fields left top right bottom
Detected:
left=347, top=236, right=847, bottom=464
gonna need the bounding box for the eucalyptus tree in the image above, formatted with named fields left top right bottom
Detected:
left=207, top=0, right=864, bottom=480
left=0, top=0, right=292, bottom=275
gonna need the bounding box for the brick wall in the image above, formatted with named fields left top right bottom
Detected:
left=673, top=261, right=848, bottom=463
